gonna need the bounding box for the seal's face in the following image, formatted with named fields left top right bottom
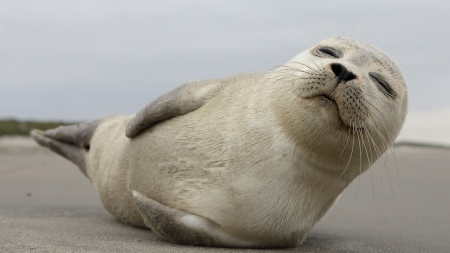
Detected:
left=270, top=37, right=408, bottom=178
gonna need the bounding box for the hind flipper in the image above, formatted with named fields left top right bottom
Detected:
left=42, top=119, right=102, bottom=149
left=30, top=129, right=88, bottom=176
left=132, top=190, right=253, bottom=247
left=30, top=119, right=102, bottom=176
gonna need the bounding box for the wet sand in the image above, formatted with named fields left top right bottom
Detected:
left=1, top=137, right=449, bottom=252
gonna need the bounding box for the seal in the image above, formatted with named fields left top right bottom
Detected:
left=31, top=37, right=408, bottom=248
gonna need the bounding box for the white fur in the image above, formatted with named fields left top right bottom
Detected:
left=86, top=37, right=408, bottom=247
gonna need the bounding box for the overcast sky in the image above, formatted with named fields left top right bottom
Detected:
left=1, top=1, right=449, bottom=121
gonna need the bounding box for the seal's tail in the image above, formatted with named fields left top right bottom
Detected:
left=30, top=119, right=103, bottom=177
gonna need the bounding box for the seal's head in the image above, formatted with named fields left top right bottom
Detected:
left=269, top=37, right=407, bottom=180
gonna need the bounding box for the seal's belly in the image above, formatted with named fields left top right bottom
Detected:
left=127, top=117, right=229, bottom=210
left=125, top=111, right=314, bottom=240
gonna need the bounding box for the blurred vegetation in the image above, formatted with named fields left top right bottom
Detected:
left=0, top=119, right=78, bottom=136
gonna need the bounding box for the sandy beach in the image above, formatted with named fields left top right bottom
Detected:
left=0, top=137, right=449, bottom=253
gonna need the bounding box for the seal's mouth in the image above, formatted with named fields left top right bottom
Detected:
left=318, top=94, right=335, bottom=104
left=316, top=94, right=364, bottom=133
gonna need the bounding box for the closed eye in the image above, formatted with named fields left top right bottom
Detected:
left=313, top=46, right=343, bottom=58
left=369, top=72, right=396, bottom=98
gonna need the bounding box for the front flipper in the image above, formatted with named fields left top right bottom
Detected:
left=125, top=79, right=225, bottom=138
left=132, top=190, right=254, bottom=247
left=126, top=74, right=258, bottom=138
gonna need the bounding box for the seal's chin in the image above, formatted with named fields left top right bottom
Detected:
left=316, top=95, right=364, bottom=133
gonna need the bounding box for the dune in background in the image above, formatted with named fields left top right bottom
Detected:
left=396, top=107, right=450, bottom=148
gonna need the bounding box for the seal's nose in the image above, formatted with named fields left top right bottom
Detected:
left=331, top=63, right=357, bottom=82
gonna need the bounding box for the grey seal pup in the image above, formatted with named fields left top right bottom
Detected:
left=31, top=37, right=408, bottom=248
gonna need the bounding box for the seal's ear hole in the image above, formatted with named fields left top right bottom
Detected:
left=84, top=145, right=90, bottom=151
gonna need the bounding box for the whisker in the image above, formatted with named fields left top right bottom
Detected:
left=358, top=118, right=375, bottom=201
left=339, top=127, right=355, bottom=179
left=309, top=58, right=322, bottom=72
left=355, top=121, right=363, bottom=197
left=288, top=61, right=318, bottom=73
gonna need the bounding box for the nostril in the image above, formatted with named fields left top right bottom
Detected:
left=331, top=63, right=357, bottom=82
left=344, top=72, right=356, bottom=82
left=331, top=63, right=344, bottom=77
